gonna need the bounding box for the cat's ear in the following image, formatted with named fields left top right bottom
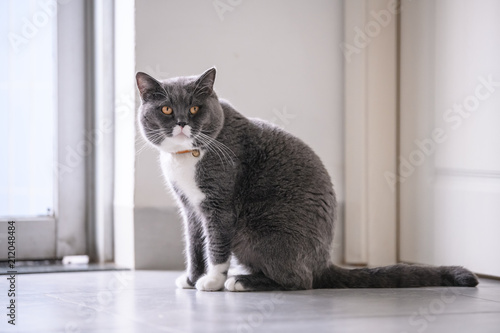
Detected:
left=136, top=72, right=164, bottom=101
left=193, top=67, right=216, bottom=97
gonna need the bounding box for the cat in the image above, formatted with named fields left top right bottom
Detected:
left=135, top=67, right=478, bottom=291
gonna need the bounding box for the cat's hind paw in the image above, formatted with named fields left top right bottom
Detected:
left=175, top=273, right=195, bottom=289
left=224, top=277, right=247, bottom=292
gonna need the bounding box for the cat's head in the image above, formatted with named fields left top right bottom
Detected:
left=135, top=67, right=224, bottom=153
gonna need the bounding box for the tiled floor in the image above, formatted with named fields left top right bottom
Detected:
left=1, top=270, right=500, bottom=333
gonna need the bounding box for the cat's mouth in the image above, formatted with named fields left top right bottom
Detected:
left=156, top=125, right=197, bottom=154
left=171, top=125, right=192, bottom=138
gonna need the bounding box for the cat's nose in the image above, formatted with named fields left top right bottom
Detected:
left=177, top=121, right=187, bottom=128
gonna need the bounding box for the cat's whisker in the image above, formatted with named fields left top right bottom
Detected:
left=135, top=132, right=166, bottom=156
left=199, top=132, right=236, bottom=158
left=136, top=137, right=163, bottom=151
left=136, top=142, right=152, bottom=156
left=195, top=134, right=227, bottom=166
left=196, top=132, right=236, bottom=166
left=135, top=132, right=164, bottom=143
left=196, top=134, right=234, bottom=167
left=199, top=136, right=231, bottom=167
left=142, top=129, right=167, bottom=139
left=214, top=144, right=234, bottom=166
left=136, top=138, right=160, bottom=154
left=141, top=128, right=165, bottom=136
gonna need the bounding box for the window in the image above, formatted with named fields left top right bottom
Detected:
left=0, top=0, right=56, bottom=217
left=0, top=0, right=88, bottom=261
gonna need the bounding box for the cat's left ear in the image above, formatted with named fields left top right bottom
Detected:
left=193, top=67, right=216, bottom=97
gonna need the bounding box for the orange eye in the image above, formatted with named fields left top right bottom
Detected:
left=190, top=106, right=199, bottom=115
left=162, top=106, right=173, bottom=115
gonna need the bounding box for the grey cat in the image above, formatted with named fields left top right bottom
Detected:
left=136, top=67, right=478, bottom=291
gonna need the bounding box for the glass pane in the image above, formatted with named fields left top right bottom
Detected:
left=0, top=0, right=56, bottom=217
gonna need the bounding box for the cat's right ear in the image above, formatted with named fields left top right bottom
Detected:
left=136, top=72, right=163, bottom=101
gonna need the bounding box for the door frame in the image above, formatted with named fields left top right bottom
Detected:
left=343, top=0, right=399, bottom=266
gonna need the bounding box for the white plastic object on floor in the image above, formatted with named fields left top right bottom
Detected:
left=62, top=255, right=89, bottom=265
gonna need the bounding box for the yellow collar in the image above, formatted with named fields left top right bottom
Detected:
left=174, top=149, right=200, bottom=157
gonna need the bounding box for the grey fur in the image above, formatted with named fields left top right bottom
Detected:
left=136, top=68, right=478, bottom=291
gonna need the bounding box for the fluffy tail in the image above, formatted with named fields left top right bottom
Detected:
left=313, top=263, right=478, bottom=289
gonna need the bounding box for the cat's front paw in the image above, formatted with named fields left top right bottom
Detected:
left=175, top=273, right=195, bottom=289
left=224, top=277, right=247, bottom=292
left=195, top=274, right=226, bottom=291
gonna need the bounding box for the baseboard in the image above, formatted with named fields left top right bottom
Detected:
left=134, top=207, right=185, bottom=270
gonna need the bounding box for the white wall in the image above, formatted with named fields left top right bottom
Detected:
left=132, top=0, right=345, bottom=268
left=400, top=0, right=500, bottom=277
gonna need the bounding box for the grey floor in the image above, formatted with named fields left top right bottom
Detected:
left=1, top=271, right=500, bottom=333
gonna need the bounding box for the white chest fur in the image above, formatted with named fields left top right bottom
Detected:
left=159, top=152, right=206, bottom=207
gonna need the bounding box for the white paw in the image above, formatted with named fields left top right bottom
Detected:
left=195, top=274, right=226, bottom=291
left=224, top=277, right=247, bottom=292
left=175, top=273, right=195, bottom=289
